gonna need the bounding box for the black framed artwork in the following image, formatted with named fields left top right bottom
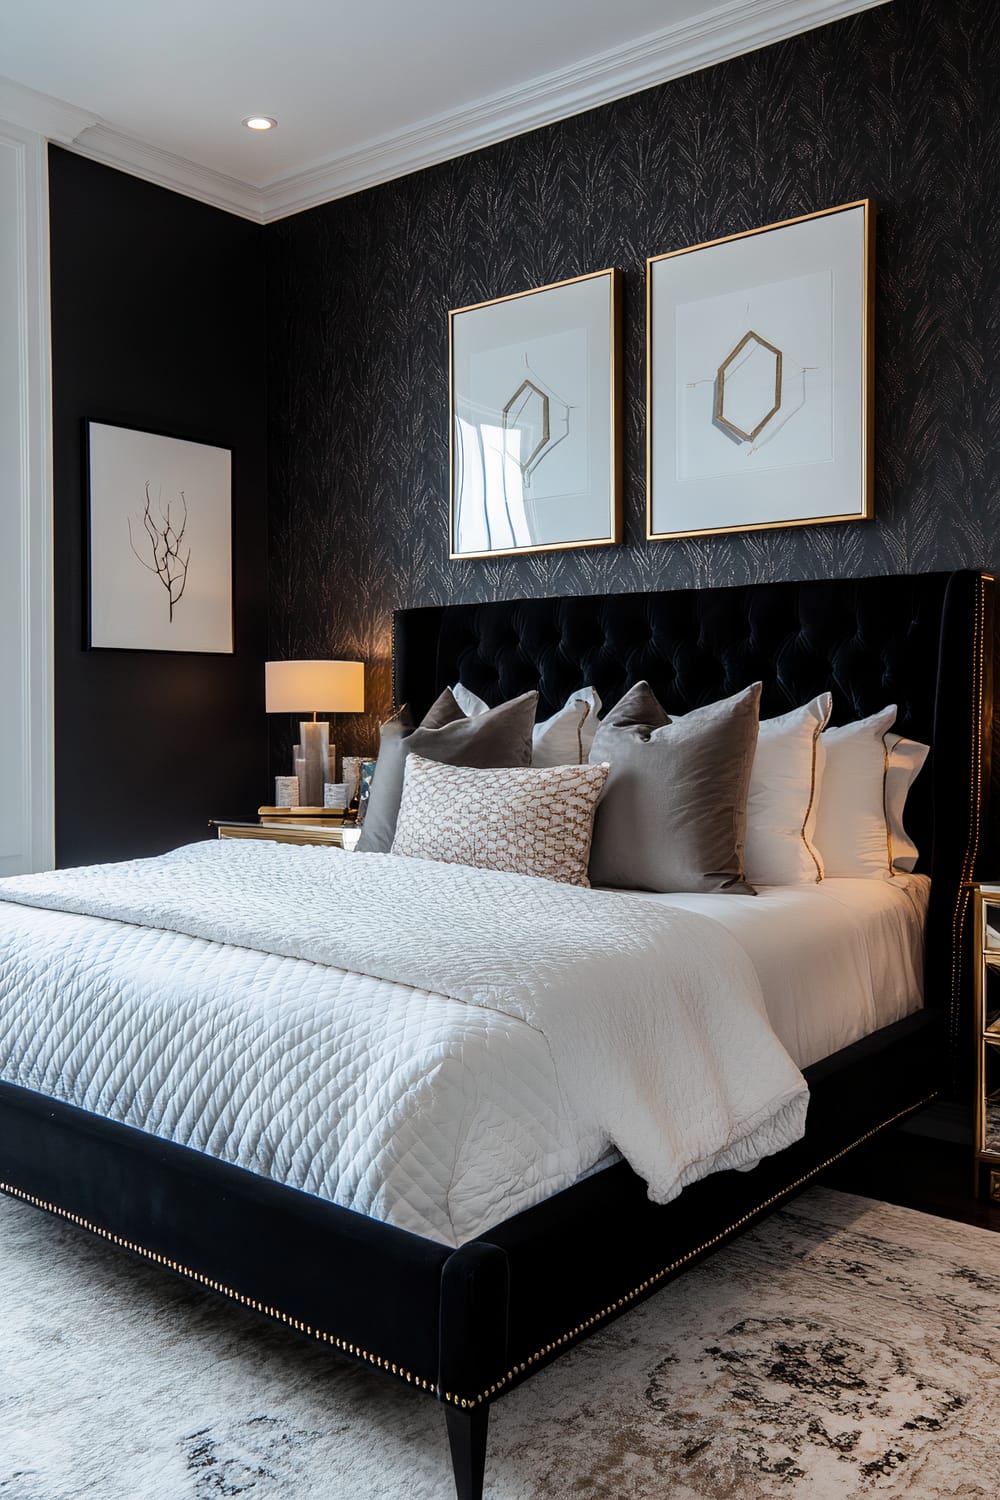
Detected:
left=86, top=420, right=233, bottom=653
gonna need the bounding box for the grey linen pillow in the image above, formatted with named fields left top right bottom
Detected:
left=588, top=681, right=761, bottom=894
left=357, top=687, right=538, bottom=853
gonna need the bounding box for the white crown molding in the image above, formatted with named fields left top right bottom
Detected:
left=3, top=0, right=888, bottom=225
left=0, top=75, right=264, bottom=221
left=0, top=76, right=97, bottom=143
left=260, top=0, right=888, bottom=222
left=69, top=124, right=264, bottom=223
left=259, top=0, right=888, bottom=222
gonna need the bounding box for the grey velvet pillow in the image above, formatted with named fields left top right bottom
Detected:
left=357, top=688, right=538, bottom=854
left=588, top=681, right=761, bottom=894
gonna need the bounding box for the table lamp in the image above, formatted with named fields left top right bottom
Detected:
left=265, top=659, right=365, bottom=807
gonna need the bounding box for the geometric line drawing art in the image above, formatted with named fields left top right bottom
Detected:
left=503, top=379, right=550, bottom=471
left=714, top=329, right=784, bottom=442
left=501, top=360, right=572, bottom=490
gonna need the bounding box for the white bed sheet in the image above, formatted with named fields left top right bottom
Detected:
left=619, top=874, right=930, bottom=1070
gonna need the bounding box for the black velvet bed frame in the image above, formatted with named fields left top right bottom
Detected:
left=0, top=569, right=994, bottom=1500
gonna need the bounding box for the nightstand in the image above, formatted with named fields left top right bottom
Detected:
left=211, top=818, right=360, bottom=850
left=974, top=882, right=1000, bottom=1199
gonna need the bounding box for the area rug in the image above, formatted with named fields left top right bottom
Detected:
left=1, top=1186, right=998, bottom=1499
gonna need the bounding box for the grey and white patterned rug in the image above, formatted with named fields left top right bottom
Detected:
left=1, top=1186, right=998, bottom=1499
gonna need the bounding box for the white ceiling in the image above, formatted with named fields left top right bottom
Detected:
left=0, top=0, right=887, bottom=222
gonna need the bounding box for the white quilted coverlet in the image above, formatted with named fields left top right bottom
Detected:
left=0, top=840, right=807, bottom=1246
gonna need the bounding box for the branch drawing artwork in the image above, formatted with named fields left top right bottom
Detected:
left=89, top=421, right=231, bottom=652
left=127, top=482, right=191, bottom=623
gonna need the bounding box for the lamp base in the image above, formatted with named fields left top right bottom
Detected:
left=295, top=721, right=335, bottom=808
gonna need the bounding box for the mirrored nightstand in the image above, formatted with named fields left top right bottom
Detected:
left=211, top=818, right=361, bottom=850
left=975, top=882, right=1000, bottom=1199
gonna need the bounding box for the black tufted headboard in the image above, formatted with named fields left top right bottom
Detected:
left=394, top=570, right=995, bottom=1080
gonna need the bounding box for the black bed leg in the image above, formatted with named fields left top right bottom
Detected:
left=445, top=1402, right=490, bottom=1500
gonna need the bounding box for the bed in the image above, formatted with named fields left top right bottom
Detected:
left=0, top=568, right=994, bottom=1500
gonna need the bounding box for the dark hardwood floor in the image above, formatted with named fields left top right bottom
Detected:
left=820, top=1104, right=1000, bottom=1232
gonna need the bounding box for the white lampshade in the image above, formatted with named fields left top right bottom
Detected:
left=265, top=659, right=365, bottom=714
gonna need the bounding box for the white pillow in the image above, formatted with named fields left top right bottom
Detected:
left=884, top=732, right=929, bottom=873
left=452, top=684, right=602, bottom=766
left=743, top=693, right=831, bottom=886
left=813, top=706, right=898, bottom=878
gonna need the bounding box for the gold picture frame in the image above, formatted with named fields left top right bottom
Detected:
left=646, top=200, right=875, bottom=541
left=449, top=268, right=623, bottom=560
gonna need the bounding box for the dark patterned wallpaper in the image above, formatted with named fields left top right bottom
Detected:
left=266, top=0, right=1000, bottom=758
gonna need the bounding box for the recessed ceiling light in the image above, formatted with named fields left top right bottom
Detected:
left=242, top=116, right=277, bottom=131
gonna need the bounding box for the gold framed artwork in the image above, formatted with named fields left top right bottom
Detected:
left=449, top=268, right=622, bottom=559
left=646, top=200, right=875, bottom=541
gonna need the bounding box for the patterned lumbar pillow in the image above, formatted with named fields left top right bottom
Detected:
left=391, top=753, right=609, bottom=885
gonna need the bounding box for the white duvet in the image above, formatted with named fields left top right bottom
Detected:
left=0, top=840, right=807, bottom=1246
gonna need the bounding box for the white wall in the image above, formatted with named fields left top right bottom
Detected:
left=0, top=120, right=54, bottom=873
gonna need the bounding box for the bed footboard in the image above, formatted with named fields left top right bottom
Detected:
left=0, top=1004, right=944, bottom=1500
left=0, top=1079, right=451, bottom=1394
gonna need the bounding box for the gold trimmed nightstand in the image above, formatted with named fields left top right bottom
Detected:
left=975, top=882, right=1000, bottom=1199
left=211, top=818, right=360, bottom=850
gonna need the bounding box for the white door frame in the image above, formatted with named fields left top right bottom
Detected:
left=0, top=118, right=54, bottom=872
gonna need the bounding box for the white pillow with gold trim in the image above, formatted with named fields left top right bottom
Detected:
left=813, top=705, right=898, bottom=878
left=884, top=731, right=929, bottom=873
left=743, top=693, right=832, bottom=886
